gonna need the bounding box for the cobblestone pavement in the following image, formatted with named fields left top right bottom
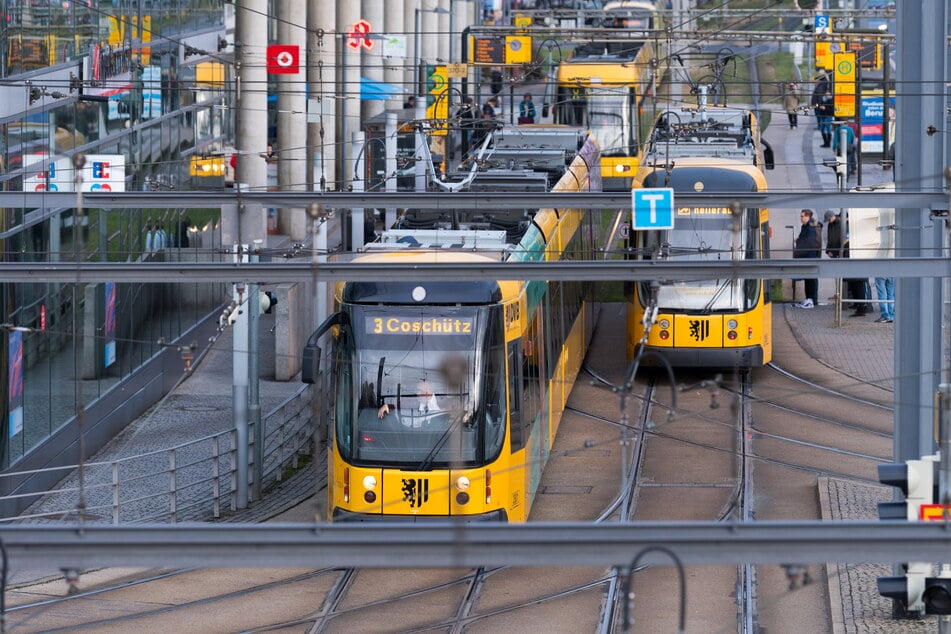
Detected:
left=772, top=117, right=926, bottom=634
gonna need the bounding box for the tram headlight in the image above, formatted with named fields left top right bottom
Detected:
left=659, top=319, right=670, bottom=329
left=455, top=476, right=470, bottom=491
left=727, top=319, right=738, bottom=329
left=362, top=475, right=378, bottom=504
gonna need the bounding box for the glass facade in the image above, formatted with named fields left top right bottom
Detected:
left=1, top=0, right=231, bottom=468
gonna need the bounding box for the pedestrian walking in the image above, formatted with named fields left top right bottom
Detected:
left=874, top=277, right=895, bottom=323
left=793, top=209, right=822, bottom=308
left=783, top=82, right=800, bottom=129
left=817, top=90, right=835, bottom=147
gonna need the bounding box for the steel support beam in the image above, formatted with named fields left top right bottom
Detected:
left=0, top=258, right=946, bottom=285
left=2, top=522, right=951, bottom=569
left=0, top=191, right=945, bottom=211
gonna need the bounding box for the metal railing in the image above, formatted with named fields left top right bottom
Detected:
left=1, top=385, right=315, bottom=524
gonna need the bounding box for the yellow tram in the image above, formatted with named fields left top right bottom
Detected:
left=303, top=137, right=602, bottom=522
left=626, top=108, right=773, bottom=367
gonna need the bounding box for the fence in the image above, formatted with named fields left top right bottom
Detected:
left=1, top=385, right=315, bottom=524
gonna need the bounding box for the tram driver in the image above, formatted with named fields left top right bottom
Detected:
left=378, top=379, right=441, bottom=419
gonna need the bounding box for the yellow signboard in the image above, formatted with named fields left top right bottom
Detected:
left=426, top=65, right=449, bottom=137
left=505, top=36, right=532, bottom=64
left=446, top=63, right=467, bottom=79
left=833, top=51, right=856, bottom=118
left=816, top=41, right=843, bottom=71
left=919, top=504, right=951, bottom=521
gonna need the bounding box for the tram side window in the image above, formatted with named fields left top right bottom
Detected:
left=334, top=336, right=353, bottom=459
left=761, top=219, right=772, bottom=304
left=484, top=320, right=506, bottom=457
left=522, top=312, right=545, bottom=434
left=744, top=209, right=762, bottom=309
left=507, top=340, right=524, bottom=451
left=546, top=287, right=565, bottom=380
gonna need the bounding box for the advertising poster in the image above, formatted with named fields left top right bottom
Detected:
left=8, top=330, right=23, bottom=438
left=104, top=281, right=117, bottom=368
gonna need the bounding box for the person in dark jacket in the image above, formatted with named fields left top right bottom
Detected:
left=816, top=90, right=835, bottom=147
left=793, top=209, right=822, bottom=308
left=824, top=210, right=843, bottom=258
left=823, top=210, right=843, bottom=300
left=456, top=97, right=477, bottom=154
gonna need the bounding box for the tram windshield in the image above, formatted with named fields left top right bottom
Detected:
left=654, top=216, right=747, bottom=312
left=335, top=305, right=506, bottom=468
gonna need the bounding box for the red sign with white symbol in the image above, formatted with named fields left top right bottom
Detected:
left=347, top=19, right=374, bottom=50
left=266, top=45, right=300, bottom=74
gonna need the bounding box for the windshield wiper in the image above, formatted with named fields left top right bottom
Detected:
left=701, top=278, right=735, bottom=314
left=416, top=418, right=460, bottom=471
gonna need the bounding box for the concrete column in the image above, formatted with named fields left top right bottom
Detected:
left=361, top=0, right=385, bottom=123
left=404, top=4, right=416, bottom=93
left=235, top=0, right=268, bottom=243
left=383, top=0, right=405, bottom=100
left=278, top=0, right=307, bottom=240
left=438, top=0, right=450, bottom=66
left=351, top=131, right=366, bottom=250
left=421, top=6, right=438, bottom=67
left=385, top=109, right=398, bottom=229
left=309, top=2, right=336, bottom=192
left=338, top=0, right=360, bottom=191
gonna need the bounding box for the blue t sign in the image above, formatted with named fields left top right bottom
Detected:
left=631, top=188, right=674, bottom=230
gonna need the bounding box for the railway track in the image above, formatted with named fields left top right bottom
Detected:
left=4, top=307, right=896, bottom=633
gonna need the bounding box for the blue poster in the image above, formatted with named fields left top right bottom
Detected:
left=104, top=281, right=117, bottom=368
left=8, top=330, right=23, bottom=438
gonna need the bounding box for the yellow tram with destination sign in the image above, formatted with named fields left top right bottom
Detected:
left=303, top=137, right=602, bottom=521
left=625, top=107, right=774, bottom=367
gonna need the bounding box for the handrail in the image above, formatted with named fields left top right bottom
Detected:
left=1, top=385, right=315, bottom=524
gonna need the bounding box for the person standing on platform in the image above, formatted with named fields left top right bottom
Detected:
left=793, top=209, right=822, bottom=308
left=875, top=277, right=895, bottom=323
left=811, top=69, right=830, bottom=131
left=832, top=122, right=857, bottom=177
left=824, top=210, right=843, bottom=300
left=518, top=93, right=536, bottom=124
left=783, top=82, right=800, bottom=129
left=482, top=96, right=498, bottom=120
left=456, top=97, right=477, bottom=155
left=842, top=237, right=871, bottom=317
